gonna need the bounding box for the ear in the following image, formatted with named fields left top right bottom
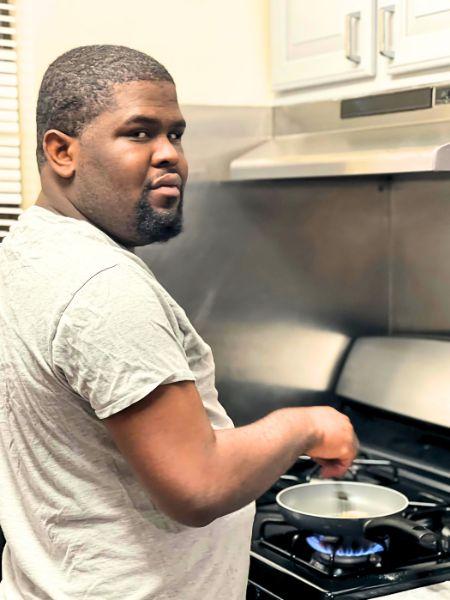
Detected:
left=42, top=130, right=79, bottom=178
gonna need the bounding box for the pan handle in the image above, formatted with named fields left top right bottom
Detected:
left=364, top=517, right=439, bottom=551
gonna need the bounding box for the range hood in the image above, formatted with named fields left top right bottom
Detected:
left=230, top=85, right=450, bottom=180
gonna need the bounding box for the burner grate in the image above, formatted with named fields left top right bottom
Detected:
left=303, top=456, right=400, bottom=485
left=257, top=503, right=449, bottom=580
left=258, top=518, right=389, bottom=578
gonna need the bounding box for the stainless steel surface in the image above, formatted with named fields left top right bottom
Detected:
left=206, top=323, right=349, bottom=391
left=337, top=337, right=450, bottom=428
left=230, top=121, right=450, bottom=180
left=180, top=104, right=272, bottom=182
left=390, top=174, right=450, bottom=334
left=137, top=178, right=390, bottom=424
left=274, top=95, right=450, bottom=136
left=230, top=87, right=450, bottom=180
left=136, top=155, right=450, bottom=424
left=135, top=101, right=450, bottom=423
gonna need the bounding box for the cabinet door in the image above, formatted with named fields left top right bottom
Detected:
left=270, top=0, right=376, bottom=91
left=388, top=0, right=450, bottom=74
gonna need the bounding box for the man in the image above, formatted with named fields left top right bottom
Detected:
left=0, top=45, right=357, bottom=599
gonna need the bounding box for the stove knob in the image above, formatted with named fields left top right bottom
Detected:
left=413, top=528, right=439, bottom=551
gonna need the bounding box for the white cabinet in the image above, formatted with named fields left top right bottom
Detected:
left=271, top=0, right=450, bottom=98
left=270, top=0, right=377, bottom=91
left=388, top=0, right=450, bottom=74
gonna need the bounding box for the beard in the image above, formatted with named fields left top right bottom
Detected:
left=135, top=188, right=184, bottom=245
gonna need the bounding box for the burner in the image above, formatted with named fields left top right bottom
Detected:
left=306, top=534, right=385, bottom=567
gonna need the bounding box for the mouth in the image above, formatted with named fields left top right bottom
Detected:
left=151, top=173, right=182, bottom=191
left=150, top=186, right=180, bottom=198
left=148, top=173, right=182, bottom=206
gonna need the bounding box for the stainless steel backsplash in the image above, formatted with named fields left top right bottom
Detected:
left=390, top=173, right=450, bottom=335
left=136, top=109, right=450, bottom=424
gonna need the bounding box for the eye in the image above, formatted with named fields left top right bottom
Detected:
left=131, top=130, right=150, bottom=140
left=168, top=131, right=184, bottom=142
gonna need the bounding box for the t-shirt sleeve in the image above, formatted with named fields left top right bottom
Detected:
left=51, top=264, right=196, bottom=419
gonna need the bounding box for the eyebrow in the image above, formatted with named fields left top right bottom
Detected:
left=122, top=115, right=187, bottom=129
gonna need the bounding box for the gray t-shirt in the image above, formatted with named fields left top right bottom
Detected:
left=0, top=206, right=255, bottom=600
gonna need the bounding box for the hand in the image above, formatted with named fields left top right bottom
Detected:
left=303, top=407, right=359, bottom=478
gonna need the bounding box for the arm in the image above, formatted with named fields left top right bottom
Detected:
left=104, top=381, right=357, bottom=527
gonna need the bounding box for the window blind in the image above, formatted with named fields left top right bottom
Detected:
left=0, top=0, right=21, bottom=243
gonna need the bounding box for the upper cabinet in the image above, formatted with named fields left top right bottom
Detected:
left=271, top=0, right=450, bottom=95
left=389, top=0, right=450, bottom=74
left=271, top=0, right=377, bottom=91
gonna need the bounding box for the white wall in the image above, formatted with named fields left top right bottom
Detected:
left=15, top=0, right=272, bottom=207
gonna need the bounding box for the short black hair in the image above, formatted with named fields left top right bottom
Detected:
left=36, top=44, right=174, bottom=170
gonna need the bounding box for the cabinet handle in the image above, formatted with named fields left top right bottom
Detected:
left=379, top=5, right=395, bottom=59
left=345, top=12, right=361, bottom=64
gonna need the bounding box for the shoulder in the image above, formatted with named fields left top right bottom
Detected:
left=60, top=260, right=177, bottom=336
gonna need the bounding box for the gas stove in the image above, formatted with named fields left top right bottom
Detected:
left=248, top=448, right=450, bottom=599
left=246, top=337, right=450, bottom=599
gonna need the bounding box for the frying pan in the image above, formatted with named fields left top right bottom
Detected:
left=276, top=481, right=439, bottom=550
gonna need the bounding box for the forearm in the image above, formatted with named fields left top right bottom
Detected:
left=104, top=382, right=356, bottom=528
left=190, top=407, right=319, bottom=525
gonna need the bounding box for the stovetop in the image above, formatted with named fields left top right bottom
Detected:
left=246, top=337, right=450, bottom=599
left=247, top=445, right=450, bottom=599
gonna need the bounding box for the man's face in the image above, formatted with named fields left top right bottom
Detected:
left=71, top=80, right=188, bottom=247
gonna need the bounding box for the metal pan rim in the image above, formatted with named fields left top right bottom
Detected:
left=275, top=480, right=409, bottom=519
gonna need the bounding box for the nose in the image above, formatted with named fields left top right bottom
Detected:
left=151, top=134, right=179, bottom=167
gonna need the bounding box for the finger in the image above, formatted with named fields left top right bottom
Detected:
left=319, top=463, right=349, bottom=479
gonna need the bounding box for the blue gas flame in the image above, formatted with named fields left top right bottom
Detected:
left=306, top=535, right=384, bottom=557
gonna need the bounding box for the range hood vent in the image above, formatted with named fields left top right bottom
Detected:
left=230, top=86, right=450, bottom=180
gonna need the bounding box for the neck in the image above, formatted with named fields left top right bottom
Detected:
left=36, top=175, right=87, bottom=222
